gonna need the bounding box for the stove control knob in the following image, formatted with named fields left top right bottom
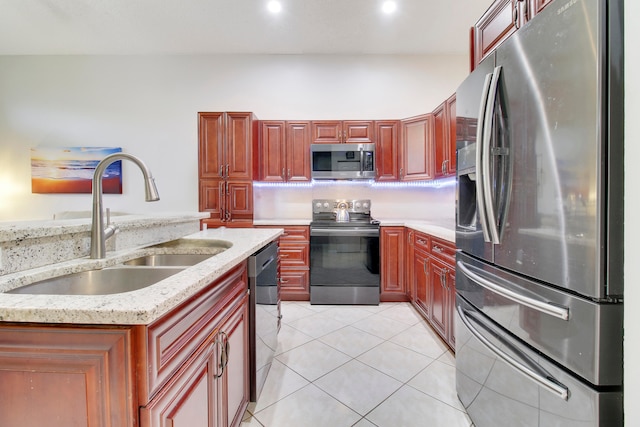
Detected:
left=315, top=202, right=322, bottom=208
left=355, top=202, right=361, bottom=209
left=323, top=202, right=330, bottom=208
left=363, top=202, right=369, bottom=209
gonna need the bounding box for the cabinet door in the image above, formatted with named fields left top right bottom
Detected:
left=286, top=121, right=312, bottom=181
left=280, top=269, right=310, bottom=301
left=375, top=120, right=400, bottom=181
left=225, top=181, right=253, bottom=221
left=219, top=295, right=250, bottom=427
left=225, top=112, right=255, bottom=180
left=141, top=344, right=217, bottom=427
left=311, top=121, right=342, bottom=144
left=380, top=227, right=408, bottom=302
left=260, top=121, right=286, bottom=182
left=528, top=0, right=553, bottom=17
left=400, top=114, right=434, bottom=181
left=474, top=0, right=519, bottom=66
left=199, top=112, right=225, bottom=179
left=414, top=249, right=430, bottom=318
left=446, top=268, right=456, bottom=349
left=200, top=179, right=224, bottom=221
left=433, top=102, right=447, bottom=179
left=446, top=94, right=457, bottom=175
left=343, top=121, right=374, bottom=144
left=429, top=257, right=449, bottom=339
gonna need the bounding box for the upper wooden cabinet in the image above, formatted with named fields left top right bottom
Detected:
left=258, top=121, right=311, bottom=182
left=374, top=120, right=400, bottom=181
left=472, top=0, right=555, bottom=68
left=433, top=94, right=457, bottom=178
left=311, top=121, right=374, bottom=144
left=199, top=112, right=258, bottom=227
left=400, top=114, right=434, bottom=181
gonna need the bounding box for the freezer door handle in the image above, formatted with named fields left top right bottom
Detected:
left=457, top=304, right=570, bottom=401
left=457, top=260, right=570, bottom=321
left=482, top=66, right=503, bottom=244
left=475, top=72, right=493, bottom=243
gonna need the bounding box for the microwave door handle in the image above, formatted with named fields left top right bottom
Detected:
left=359, top=148, right=364, bottom=175
left=482, top=65, right=503, bottom=244
left=476, top=72, right=493, bottom=243
left=457, top=304, right=569, bottom=401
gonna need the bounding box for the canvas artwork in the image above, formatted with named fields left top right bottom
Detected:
left=31, top=147, right=123, bottom=194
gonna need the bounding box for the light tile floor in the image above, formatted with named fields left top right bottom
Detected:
left=242, top=302, right=473, bottom=427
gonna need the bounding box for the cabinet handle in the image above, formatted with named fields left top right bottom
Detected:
left=218, top=331, right=230, bottom=376
left=214, top=335, right=224, bottom=378
left=442, top=159, right=448, bottom=176
left=417, top=238, right=427, bottom=245
left=280, top=278, right=289, bottom=283
left=288, top=168, right=291, bottom=179
left=282, top=167, right=285, bottom=178
left=225, top=181, right=229, bottom=195
left=432, top=245, right=443, bottom=253
left=219, top=165, right=224, bottom=178
left=513, top=3, right=519, bottom=29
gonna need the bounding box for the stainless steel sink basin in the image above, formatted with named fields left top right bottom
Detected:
left=123, top=253, right=213, bottom=267
left=6, top=266, right=184, bottom=295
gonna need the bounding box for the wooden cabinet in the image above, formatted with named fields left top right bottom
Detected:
left=433, top=94, right=457, bottom=178
left=199, top=112, right=258, bottom=227
left=140, top=262, right=250, bottom=427
left=374, top=120, right=400, bottom=181
left=380, top=227, right=409, bottom=302
left=0, top=326, right=136, bottom=427
left=258, top=121, right=311, bottom=182
left=473, top=0, right=554, bottom=68
left=407, top=230, right=457, bottom=350
left=256, top=226, right=310, bottom=301
left=400, top=114, right=434, bottom=181
left=311, top=121, right=374, bottom=144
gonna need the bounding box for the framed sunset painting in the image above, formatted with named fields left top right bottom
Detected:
left=31, top=147, right=123, bottom=194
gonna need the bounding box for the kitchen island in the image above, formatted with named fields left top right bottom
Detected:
left=0, top=217, right=282, bottom=427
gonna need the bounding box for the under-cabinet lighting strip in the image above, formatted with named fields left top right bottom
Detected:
left=252, top=177, right=456, bottom=189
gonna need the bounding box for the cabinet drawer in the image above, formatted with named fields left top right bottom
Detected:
left=280, top=226, right=310, bottom=242
left=430, top=237, right=456, bottom=264
left=413, top=231, right=431, bottom=253
left=280, top=269, right=310, bottom=301
left=279, top=242, right=309, bottom=268
left=141, top=262, right=247, bottom=402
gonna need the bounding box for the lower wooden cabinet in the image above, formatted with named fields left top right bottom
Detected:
left=407, top=229, right=456, bottom=350
left=256, top=225, right=310, bottom=301
left=380, top=227, right=409, bottom=302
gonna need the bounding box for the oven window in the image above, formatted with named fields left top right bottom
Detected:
left=310, top=235, right=380, bottom=286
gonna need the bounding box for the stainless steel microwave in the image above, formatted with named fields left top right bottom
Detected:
left=310, top=143, right=375, bottom=180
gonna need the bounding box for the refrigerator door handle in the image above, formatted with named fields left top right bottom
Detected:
left=475, top=72, right=493, bottom=243
left=457, top=260, right=570, bottom=321
left=482, top=65, right=503, bottom=244
left=457, top=304, right=570, bottom=401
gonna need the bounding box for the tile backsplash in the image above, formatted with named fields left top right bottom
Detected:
left=253, top=180, right=455, bottom=227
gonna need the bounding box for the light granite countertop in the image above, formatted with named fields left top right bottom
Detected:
left=0, top=227, right=282, bottom=325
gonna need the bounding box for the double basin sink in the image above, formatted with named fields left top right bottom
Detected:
left=7, top=239, right=232, bottom=296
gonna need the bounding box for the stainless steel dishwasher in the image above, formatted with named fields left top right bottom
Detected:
left=248, top=241, right=280, bottom=402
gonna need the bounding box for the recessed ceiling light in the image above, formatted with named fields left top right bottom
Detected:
left=381, top=0, right=397, bottom=14
left=267, top=0, right=282, bottom=14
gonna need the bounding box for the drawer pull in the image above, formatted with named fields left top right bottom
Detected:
left=417, top=238, right=427, bottom=245
left=432, top=245, right=444, bottom=253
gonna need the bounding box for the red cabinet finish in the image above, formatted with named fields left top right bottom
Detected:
left=381, top=227, right=409, bottom=302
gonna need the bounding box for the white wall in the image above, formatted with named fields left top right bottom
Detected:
left=0, top=54, right=468, bottom=222
left=625, top=0, right=639, bottom=424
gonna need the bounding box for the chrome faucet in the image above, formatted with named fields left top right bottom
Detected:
left=90, top=153, right=160, bottom=259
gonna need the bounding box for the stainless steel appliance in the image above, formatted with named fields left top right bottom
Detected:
left=248, top=241, right=280, bottom=402
left=310, top=199, right=380, bottom=304
left=455, top=0, right=624, bottom=425
left=310, top=143, right=375, bottom=180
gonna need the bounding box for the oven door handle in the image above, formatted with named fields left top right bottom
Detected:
left=310, top=228, right=380, bottom=237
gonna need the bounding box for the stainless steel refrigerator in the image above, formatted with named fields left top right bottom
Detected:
left=455, top=0, right=624, bottom=425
